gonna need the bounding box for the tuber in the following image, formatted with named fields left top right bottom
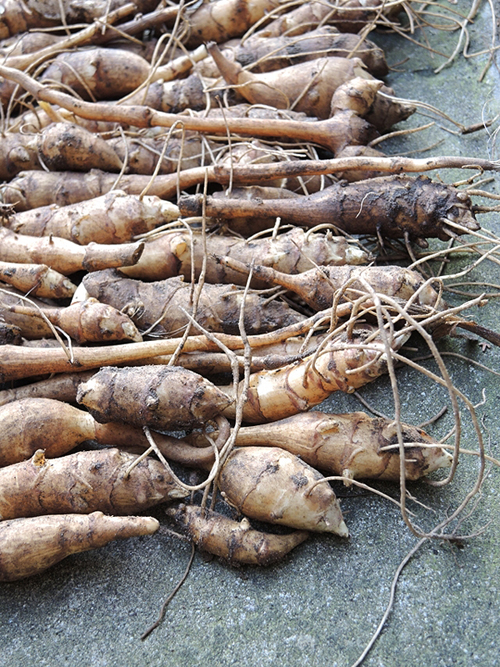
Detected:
left=0, top=512, right=159, bottom=581
left=166, top=504, right=309, bottom=566
left=0, top=448, right=188, bottom=520
left=219, top=446, right=349, bottom=536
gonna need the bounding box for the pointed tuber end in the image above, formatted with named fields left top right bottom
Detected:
left=335, top=520, right=350, bottom=538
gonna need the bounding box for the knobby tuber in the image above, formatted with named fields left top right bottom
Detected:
left=166, top=505, right=309, bottom=566
left=0, top=448, right=187, bottom=520
left=0, top=512, right=160, bottom=581
left=0, top=63, right=378, bottom=156
left=0, top=397, right=229, bottom=469
left=254, top=0, right=392, bottom=38
left=0, top=0, right=158, bottom=39
left=82, top=269, right=305, bottom=336
left=122, top=227, right=368, bottom=283
left=76, top=366, right=232, bottom=431
left=0, top=296, right=142, bottom=344
left=197, top=27, right=388, bottom=78
left=231, top=411, right=452, bottom=482
left=0, top=261, right=76, bottom=299
left=7, top=191, right=179, bottom=245
left=219, top=446, right=349, bottom=536
left=221, top=327, right=410, bottom=423
left=40, top=48, right=151, bottom=100
left=0, top=123, right=122, bottom=181
left=0, top=227, right=144, bottom=275
left=208, top=44, right=412, bottom=129
left=179, top=175, right=479, bottom=242
left=219, top=258, right=442, bottom=311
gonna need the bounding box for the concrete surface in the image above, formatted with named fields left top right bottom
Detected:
left=1, top=2, right=499, bottom=666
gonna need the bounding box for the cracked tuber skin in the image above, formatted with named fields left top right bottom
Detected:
left=0, top=512, right=159, bottom=581
left=179, top=175, right=479, bottom=242
left=166, top=504, right=309, bottom=566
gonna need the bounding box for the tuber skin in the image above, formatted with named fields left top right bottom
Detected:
left=121, top=227, right=368, bottom=283
left=82, top=269, right=305, bottom=337
left=0, top=261, right=76, bottom=299
left=0, top=0, right=158, bottom=39
left=219, top=446, right=349, bottom=536
left=0, top=448, right=188, bottom=521
left=208, top=44, right=413, bottom=129
left=208, top=43, right=370, bottom=120
left=0, top=227, right=144, bottom=276
left=7, top=191, right=180, bottom=245
left=40, top=48, right=151, bottom=100
left=197, top=27, right=388, bottom=78
left=218, top=258, right=442, bottom=312
left=0, top=296, right=142, bottom=344
left=232, top=411, right=453, bottom=482
left=106, top=131, right=207, bottom=175
left=77, top=365, right=232, bottom=431
left=0, top=397, right=227, bottom=469
left=166, top=504, right=309, bottom=566
left=124, top=74, right=212, bottom=114
left=255, top=0, right=392, bottom=38
left=0, top=123, right=122, bottom=181
left=179, top=175, right=479, bottom=242
left=0, top=398, right=98, bottom=466
left=0, top=512, right=160, bottom=582
left=184, top=0, right=284, bottom=47
left=0, top=371, right=95, bottom=407
left=221, top=327, right=410, bottom=423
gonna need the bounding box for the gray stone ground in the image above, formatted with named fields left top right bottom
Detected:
left=1, top=3, right=500, bottom=666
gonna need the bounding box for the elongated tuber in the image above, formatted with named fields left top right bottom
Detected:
left=122, top=227, right=368, bottom=283
left=0, top=294, right=142, bottom=343
left=179, top=175, right=479, bottom=242
left=7, top=191, right=179, bottom=245
left=0, top=448, right=187, bottom=520
left=218, top=257, right=442, bottom=311
left=166, top=504, right=309, bottom=566
left=82, top=269, right=305, bottom=336
left=0, top=227, right=144, bottom=275
left=232, top=411, right=452, bottom=481
left=0, top=512, right=159, bottom=581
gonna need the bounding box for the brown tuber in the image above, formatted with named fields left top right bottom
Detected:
left=179, top=175, right=479, bottom=242
left=232, top=411, right=452, bottom=482
left=166, top=504, right=309, bottom=566
left=77, top=365, right=232, bottom=431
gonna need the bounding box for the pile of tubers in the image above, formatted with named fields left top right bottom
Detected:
left=0, top=0, right=494, bottom=586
